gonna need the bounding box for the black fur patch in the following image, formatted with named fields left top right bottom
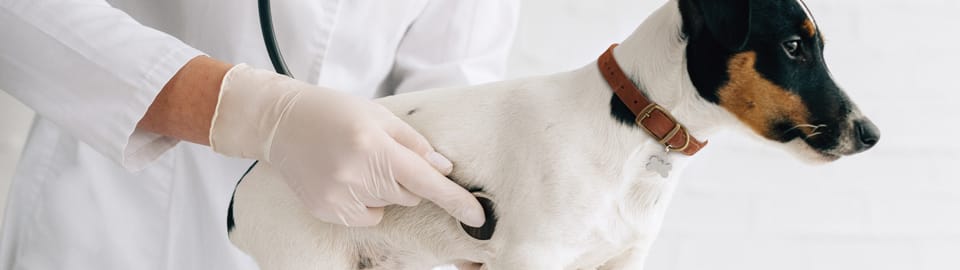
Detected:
left=675, top=0, right=849, bottom=152
left=679, top=0, right=752, bottom=103
left=610, top=94, right=638, bottom=127
left=357, top=255, right=374, bottom=269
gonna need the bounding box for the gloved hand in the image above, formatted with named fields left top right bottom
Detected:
left=208, top=64, right=485, bottom=228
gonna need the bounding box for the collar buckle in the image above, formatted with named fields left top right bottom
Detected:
left=635, top=104, right=692, bottom=153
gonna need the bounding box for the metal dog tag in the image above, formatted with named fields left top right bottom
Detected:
left=646, top=154, right=672, bottom=178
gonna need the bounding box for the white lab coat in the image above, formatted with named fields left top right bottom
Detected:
left=0, top=0, right=518, bottom=269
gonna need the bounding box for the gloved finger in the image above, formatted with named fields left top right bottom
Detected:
left=338, top=207, right=384, bottom=227
left=367, top=181, right=422, bottom=208
left=307, top=192, right=385, bottom=227
left=353, top=191, right=393, bottom=208
left=359, top=195, right=419, bottom=208
left=385, top=142, right=485, bottom=227
left=383, top=188, right=422, bottom=207
left=384, top=118, right=453, bottom=175
left=313, top=198, right=383, bottom=227
left=355, top=179, right=422, bottom=208
left=348, top=171, right=394, bottom=208
left=357, top=149, right=422, bottom=207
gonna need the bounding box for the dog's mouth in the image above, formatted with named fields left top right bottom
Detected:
left=813, top=149, right=842, bottom=161
left=783, top=138, right=842, bottom=164
left=772, top=121, right=837, bottom=163
left=785, top=116, right=878, bottom=163
left=801, top=130, right=843, bottom=161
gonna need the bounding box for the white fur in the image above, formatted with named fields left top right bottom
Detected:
left=228, top=0, right=835, bottom=269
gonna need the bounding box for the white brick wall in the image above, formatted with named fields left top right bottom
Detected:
left=1, top=0, right=958, bottom=269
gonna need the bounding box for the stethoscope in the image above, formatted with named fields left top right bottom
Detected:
left=241, top=0, right=495, bottom=241
left=228, top=0, right=289, bottom=191
left=257, top=0, right=291, bottom=78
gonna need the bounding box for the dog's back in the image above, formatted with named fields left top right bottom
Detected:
left=231, top=65, right=661, bottom=269
left=230, top=73, right=584, bottom=269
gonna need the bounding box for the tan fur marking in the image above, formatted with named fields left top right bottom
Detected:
left=718, top=52, right=813, bottom=139
left=802, top=19, right=817, bottom=37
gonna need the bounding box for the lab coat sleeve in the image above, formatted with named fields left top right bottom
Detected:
left=0, top=0, right=204, bottom=171
left=390, top=0, right=520, bottom=93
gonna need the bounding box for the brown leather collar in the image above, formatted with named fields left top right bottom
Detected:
left=598, top=44, right=707, bottom=156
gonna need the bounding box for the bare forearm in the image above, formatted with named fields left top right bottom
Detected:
left=137, top=56, right=232, bottom=145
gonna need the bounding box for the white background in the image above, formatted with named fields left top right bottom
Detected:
left=2, top=0, right=959, bottom=269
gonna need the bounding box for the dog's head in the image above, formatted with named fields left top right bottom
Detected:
left=679, top=0, right=879, bottom=162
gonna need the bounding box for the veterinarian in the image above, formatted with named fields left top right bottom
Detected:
left=0, top=0, right=517, bottom=269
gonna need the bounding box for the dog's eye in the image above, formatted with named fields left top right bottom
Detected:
left=782, top=40, right=802, bottom=59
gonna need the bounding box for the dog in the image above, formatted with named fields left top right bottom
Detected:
left=227, top=0, right=880, bottom=269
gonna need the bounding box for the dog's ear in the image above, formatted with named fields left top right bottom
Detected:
left=680, top=0, right=752, bottom=51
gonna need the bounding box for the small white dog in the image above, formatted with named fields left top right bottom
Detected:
left=228, top=0, right=879, bottom=269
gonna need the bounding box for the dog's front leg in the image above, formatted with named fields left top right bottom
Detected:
left=483, top=258, right=567, bottom=270
left=482, top=244, right=573, bottom=270
left=599, top=246, right=649, bottom=270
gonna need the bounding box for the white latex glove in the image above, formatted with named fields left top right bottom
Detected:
left=209, top=64, right=485, bottom=227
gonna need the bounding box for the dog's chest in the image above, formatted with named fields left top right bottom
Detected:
left=568, top=178, right=678, bottom=268
left=561, top=202, right=666, bottom=269
left=581, top=157, right=686, bottom=268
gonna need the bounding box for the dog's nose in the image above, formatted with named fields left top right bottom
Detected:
left=854, top=118, right=880, bottom=150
